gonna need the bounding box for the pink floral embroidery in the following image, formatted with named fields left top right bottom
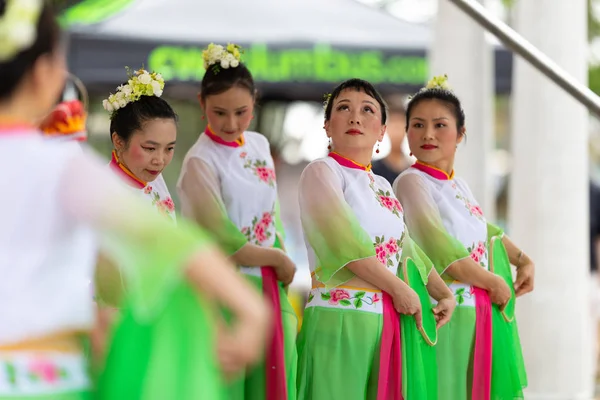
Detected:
left=375, top=244, right=388, bottom=264
left=329, top=288, right=351, bottom=305
left=385, top=237, right=399, bottom=254
left=254, top=222, right=268, bottom=243
left=368, top=174, right=403, bottom=218
left=29, top=359, right=59, bottom=383
left=143, top=186, right=152, bottom=194
left=374, top=233, right=405, bottom=267
left=470, top=205, right=483, bottom=218
left=468, top=241, right=487, bottom=268
left=241, top=209, right=276, bottom=245
left=316, top=289, right=382, bottom=309
left=149, top=191, right=174, bottom=217
left=162, top=198, right=175, bottom=213
left=261, top=211, right=273, bottom=226
left=455, top=188, right=485, bottom=221
left=393, top=198, right=403, bottom=213
left=241, top=153, right=276, bottom=187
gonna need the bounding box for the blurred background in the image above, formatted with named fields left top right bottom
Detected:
left=54, top=0, right=600, bottom=397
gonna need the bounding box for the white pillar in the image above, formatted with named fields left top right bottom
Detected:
left=429, top=0, right=495, bottom=218
left=509, top=0, right=592, bottom=398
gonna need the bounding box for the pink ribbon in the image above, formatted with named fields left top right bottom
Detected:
left=472, top=287, right=492, bottom=400
left=261, top=267, right=288, bottom=400
left=377, top=292, right=404, bottom=400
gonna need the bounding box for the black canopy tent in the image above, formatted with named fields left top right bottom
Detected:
left=64, top=0, right=513, bottom=101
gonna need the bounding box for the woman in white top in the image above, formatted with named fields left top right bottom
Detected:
left=0, top=3, right=268, bottom=399
left=296, top=78, right=456, bottom=400
left=394, top=75, right=533, bottom=399
left=178, top=43, right=297, bottom=400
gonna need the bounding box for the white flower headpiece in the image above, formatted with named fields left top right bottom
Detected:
left=102, top=68, right=165, bottom=116
left=0, top=0, right=44, bottom=62
left=202, top=43, right=243, bottom=72
left=425, top=74, right=451, bottom=91
left=408, top=74, right=452, bottom=100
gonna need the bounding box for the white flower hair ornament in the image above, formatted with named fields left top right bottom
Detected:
left=0, top=0, right=44, bottom=62
left=102, top=68, right=165, bottom=117
left=202, top=43, right=243, bottom=73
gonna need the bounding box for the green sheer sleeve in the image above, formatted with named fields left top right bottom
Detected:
left=400, top=233, right=434, bottom=285
left=274, top=200, right=286, bottom=250
left=299, top=161, right=376, bottom=288
left=487, top=222, right=505, bottom=242
left=99, top=210, right=215, bottom=322
left=61, top=151, right=218, bottom=322
left=177, top=157, right=248, bottom=256
left=393, top=172, right=470, bottom=280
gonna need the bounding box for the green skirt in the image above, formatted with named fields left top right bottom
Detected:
left=97, top=282, right=222, bottom=400
left=436, top=306, right=527, bottom=400
left=226, top=274, right=298, bottom=400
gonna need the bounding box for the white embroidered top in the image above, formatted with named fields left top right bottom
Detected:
left=394, top=163, right=502, bottom=307
left=298, top=153, right=430, bottom=288
left=177, top=128, right=279, bottom=277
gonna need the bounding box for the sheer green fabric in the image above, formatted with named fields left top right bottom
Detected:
left=296, top=307, right=383, bottom=399
left=490, top=305, right=527, bottom=400
left=0, top=392, right=92, bottom=400
left=400, top=235, right=433, bottom=285
left=97, top=283, right=222, bottom=400
left=99, top=213, right=213, bottom=322
left=489, top=237, right=527, bottom=399
left=399, top=258, right=437, bottom=400
left=177, top=158, right=248, bottom=256
left=487, top=222, right=505, bottom=243
left=299, top=161, right=376, bottom=288
left=394, top=173, right=470, bottom=279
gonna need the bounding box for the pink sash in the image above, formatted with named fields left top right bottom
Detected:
left=261, top=267, right=288, bottom=400
left=377, top=292, right=404, bottom=400
left=472, top=287, right=492, bottom=400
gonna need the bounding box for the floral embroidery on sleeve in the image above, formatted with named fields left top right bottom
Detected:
left=373, top=232, right=405, bottom=268
left=241, top=210, right=275, bottom=245
left=241, top=153, right=276, bottom=187
left=368, top=174, right=403, bottom=217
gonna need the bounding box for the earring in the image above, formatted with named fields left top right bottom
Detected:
left=409, top=152, right=413, bottom=156
left=201, top=114, right=205, bottom=121
left=327, top=138, right=332, bottom=151
left=375, top=142, right=380, bottom=154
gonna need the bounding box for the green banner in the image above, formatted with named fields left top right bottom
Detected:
left=59, top=0, right=135, bottom=27
left=148, top=43, right=428, bottom=86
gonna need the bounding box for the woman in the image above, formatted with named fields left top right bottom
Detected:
left=0, top=2, right=268, bottom=399
left=177, top=43, right=297, bottom=400
left=394, top=75, right=533, bottom=400
left=296, top=78, right=456, bottom=400
left=105, top=69, right=176, bottom=219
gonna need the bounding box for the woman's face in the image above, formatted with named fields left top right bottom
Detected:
left=406, top=99, right=464, bottom=166
left=201, top=86, right=254, bottom=142
left=325, top=88, right=386, bottom=153
left=113, top=118, right=177, bottom=183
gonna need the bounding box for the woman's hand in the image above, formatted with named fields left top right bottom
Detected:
left=392, top=283, right=423, bottom=328
left=432, top=296, right=456, bottom=329
left=514, top=261, right=535, bottom=297
left=272, top=249, right=297, bottom=286
left=488, top=274, right=512, bottom=307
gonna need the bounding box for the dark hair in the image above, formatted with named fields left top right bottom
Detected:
left=324, top=79, right=388, bottom=124
left=0, top=2, right=60, bottom=100
left=200, top=63, right=256, bottom=101
left=110, top=95, right=178, bottom=144
left=405, top=88, right=465, bottom=132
